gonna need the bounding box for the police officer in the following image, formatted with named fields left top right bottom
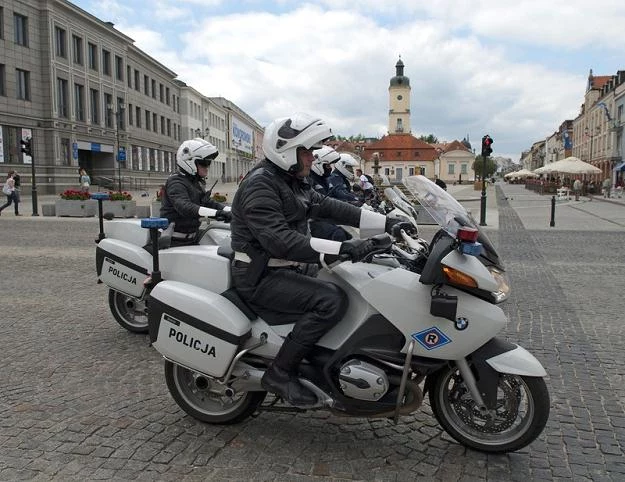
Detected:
left=230, top=113, right=400, bottom=406
left=308, top=145, right=349, bottom=241
left=327, top=153, right=361, bottom=203
left=160, top=138, right=231, bottom=246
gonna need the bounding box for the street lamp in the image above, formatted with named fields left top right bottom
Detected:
left=107, top=102, right=125, bottom=192
left=584, top=126, right=599, bottom=163
left=194, top=127, right=210, bottom=139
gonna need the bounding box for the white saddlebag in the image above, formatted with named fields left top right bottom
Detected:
left=148, top=281, right=251, bottom=378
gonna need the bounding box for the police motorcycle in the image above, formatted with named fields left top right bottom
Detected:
left=93, top=192, right=231, bottom=334
left=146, top=175, right=550, bottom=454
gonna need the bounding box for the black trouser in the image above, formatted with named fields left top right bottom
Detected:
left=309, top=220, right=351, bottom=242
left=231, top=263, right=348, bottom=347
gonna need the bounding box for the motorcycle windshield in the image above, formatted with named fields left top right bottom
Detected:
left=403, top=175, right=474, bottom=237
left=403, top=175, right=502, bottom=267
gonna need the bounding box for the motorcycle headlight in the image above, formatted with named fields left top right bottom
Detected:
left=488, top=267, right=510, bottom=303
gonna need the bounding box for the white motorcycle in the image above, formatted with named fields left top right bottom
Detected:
left=93, top=193, right=230, bottom=333
left=144, top=175, right=550, bottom=453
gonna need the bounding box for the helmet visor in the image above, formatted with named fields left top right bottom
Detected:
left=196, top=152, right=218, bottom=167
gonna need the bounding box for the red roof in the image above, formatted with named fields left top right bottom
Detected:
left=442, top=140, right=471, bottom=153
left=362, top=134, right=438, bottom=162
left=591, top=76, right=611, bottom=90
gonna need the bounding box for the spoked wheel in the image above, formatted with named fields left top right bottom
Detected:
left=164, top=361, right=265, bottom=424
left=108, top=289, right=149, bottom=333
left=429, top=365, right=550, bottom=453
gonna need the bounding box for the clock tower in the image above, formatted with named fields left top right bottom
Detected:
left=388, top=57, right=411, bottom=134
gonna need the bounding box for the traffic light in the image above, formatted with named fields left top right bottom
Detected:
left=481, top=135, right=493, bottom=158
left=20, top=137, right=32, bottom=157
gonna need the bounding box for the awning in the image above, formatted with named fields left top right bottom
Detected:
left=614, top=161, right=625, bottom=171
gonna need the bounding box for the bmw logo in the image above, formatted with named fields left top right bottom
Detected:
left=455, top=317, right=469, bottom=331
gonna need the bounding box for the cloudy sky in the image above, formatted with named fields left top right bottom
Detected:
left=72, top=0, right=625, bottom=160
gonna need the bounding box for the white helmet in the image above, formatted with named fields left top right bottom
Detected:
left=262, top=113, right=333, bottom=172
left=176, top=138, right=218, bottom=176
left=334, top=152, right=358, bottom=181
left=311, top=146, right=341, bottom=176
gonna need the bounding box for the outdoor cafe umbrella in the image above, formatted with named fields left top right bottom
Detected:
left=504, top=169, right=538, bottom=179
left=534, top=156, right=601, bottom=175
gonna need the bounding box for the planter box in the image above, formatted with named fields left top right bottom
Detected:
left=55, top=199, right=97, bottom=217
left=102, top=200, right=137, bottom=218
left=151, top=202, right=162, bottom=217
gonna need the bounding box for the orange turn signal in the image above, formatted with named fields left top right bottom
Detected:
left=442, top=266, right=478, bottom=288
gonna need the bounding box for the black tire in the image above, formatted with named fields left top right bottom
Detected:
left=108, top=289, right=149, bottom=334
left=164, top=361, right=265, bottom=424
left=429, top=366, right=550, bottom=453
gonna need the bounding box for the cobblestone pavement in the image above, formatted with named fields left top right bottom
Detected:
left=1, top=195, right=624, bottom=480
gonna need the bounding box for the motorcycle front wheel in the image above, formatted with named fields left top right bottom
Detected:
left=429, top=365, right=550, bottom=453
left=108, top=289, right=149, bottom=334
left=164, top=361, right=265, bottom=424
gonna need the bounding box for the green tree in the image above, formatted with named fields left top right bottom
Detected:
left=418, top=134, right=438, bottom=144
left=472, top=156, right=497, bottom=180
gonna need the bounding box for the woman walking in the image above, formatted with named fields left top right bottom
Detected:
left=79, top=167, right=91, bottom=193
left=0, top=170, right=18, bottom=216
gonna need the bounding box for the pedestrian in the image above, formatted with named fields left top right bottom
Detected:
left=602, top=177, right=611, bottom=198
left=573, top=178, right=582, bottom=201
left=12, top=170, right=21, bottom=215
left=0, top=170, right=17, bottom=216
left=79, top=167, right=90, bottom=193
left=434, top=175, right=447, bottom=191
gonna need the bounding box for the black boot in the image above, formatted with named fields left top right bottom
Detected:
left=261, top=335, right=318, bottom=406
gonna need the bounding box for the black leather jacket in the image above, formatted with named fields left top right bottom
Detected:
left=231, top=160, right=361, bottom=263
left=327, top=171, right=360, bottom=202
left=160, top=171, right=224, bottom=234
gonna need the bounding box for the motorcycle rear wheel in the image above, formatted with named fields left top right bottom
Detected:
left=429, top=366, right=550, bottom=453
left=108, top=289, right=149, bottom=334
left=164, top=361, right=265, bottom=424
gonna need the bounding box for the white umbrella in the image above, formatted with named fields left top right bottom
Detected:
left=534, top=157, right=601, bottom=175
left=504, top=169, right=538, bottom=179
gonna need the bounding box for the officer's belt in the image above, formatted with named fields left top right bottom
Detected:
left=172, top=231, right=196, bottom=240
left=234, top=252, right=300, bottom=268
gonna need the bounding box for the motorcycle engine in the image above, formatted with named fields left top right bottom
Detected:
left=338, top=359, right=389, bottom=401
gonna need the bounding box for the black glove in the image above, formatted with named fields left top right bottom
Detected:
left=201, top=191, right=213, bottom=205
left=214, top=210, right=232, bottom=223
left=339, top=238, right=377, bottom=263
left=390, top=221, right=416, bottom=237
left=385, top=216, right=404, bottom=234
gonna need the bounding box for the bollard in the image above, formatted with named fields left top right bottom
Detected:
left=550, top=196, right=556, bottom=227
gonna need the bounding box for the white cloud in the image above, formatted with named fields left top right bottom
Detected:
left=76, top=0, right=622, bottom=159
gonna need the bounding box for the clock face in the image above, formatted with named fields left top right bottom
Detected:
left=397, top=95, right=403, bottom=100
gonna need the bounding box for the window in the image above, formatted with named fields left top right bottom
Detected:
left=167, top=118, right=171, bottom=136
left=115, top=56, right=123, bottom=81
left=16, top=69, right=30, bottom=100
left=88, top=42, right=97, bottom=70
left=74, top=83, right=85, bottom=121
left=55, top=27, right=66, bottom=58
left=117, top=97, right=125, bottom=130
left=448, top=164, right=455, bottom=175
left=160, top=116, right=165, bottom=134
left=159, top=84, right=164, bottom=102
left=135, top=106, right=141, bottom=128
left=128, top=103, right=133, bottom=126
left=173, top=122, right=177, bottom=140
left=134, top=69, right=140, bottom=91
left=60, top=138, right=71, bottom=166
left=145, top=110, right=150, bottom=131
left=102, top=49, right=111, bottom=76
left=151, top=79, right=156, bottom=99
left=461, top=164, right=468, bottom=175
left=14, top=13, right=28, bottom=47
left=126, top=65, right=131, bottom=87
left=89, top=88, right=99, bottom=124
left=166, top=87, right=170, bottom=105
left=152, top=113, right=157, bottom=132
left=0, top=7, right=4, bottom=39
left=0, top=64, right=5, bottom=97
left=104, top=93, right=113, bottom=127
left=144, top=75, right=149, bottom=96
left=72, top=35, right=83, bottom=65
left=57, top=78, right=68, bottom=118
